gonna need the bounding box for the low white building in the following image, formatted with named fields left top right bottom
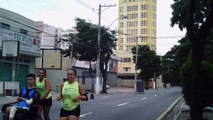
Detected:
left=0, top=8, right=41, bottom=95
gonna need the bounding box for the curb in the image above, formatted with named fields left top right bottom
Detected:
left=156, top=96, right=183, bottom=120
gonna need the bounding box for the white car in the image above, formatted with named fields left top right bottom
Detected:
left=106, top=85, right=110, bottom=89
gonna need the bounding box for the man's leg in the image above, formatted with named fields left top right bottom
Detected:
left=9, top=106, right=18, bottom=120
left=4, top=107, right=11, bottom=120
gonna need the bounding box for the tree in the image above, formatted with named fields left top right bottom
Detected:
left=181, top=60, right=213, bottom=108
left=162, top=37, right=191, bottom=86
left=132, top=45, right=162, bottom=89
left=162, top=46, right=179, bottom=86
left=171, top=0, right=213, bottom=119
left=61, top=18, right=116, bottom=93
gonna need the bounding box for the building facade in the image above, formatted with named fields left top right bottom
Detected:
left=0, top=8, right=41, bottom=94
left=117, top=0, right=157, bottom=81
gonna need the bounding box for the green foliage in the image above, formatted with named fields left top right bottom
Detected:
left=181, top=60, right=213, bottom=107
left=171, top=0, right=213, bottom=118
left=171, top=0, right=211, bottom=31
left=60, top=18, right=116, bottom=93
left=132, top=45, right=162, bottom=81
left=204, top=37, right=213, bottom=64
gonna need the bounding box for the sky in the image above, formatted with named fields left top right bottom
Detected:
left=0, top=0, right=186, bottom=55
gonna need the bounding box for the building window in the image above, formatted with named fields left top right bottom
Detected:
left=127, top=29, right=137, bottom=35
left=152, top=13, right=156, bottom=19
left=126, top=45, right=134, bottom=51
left=123, top=67, right=131, bottom=72
left=141, top=21, right=148, bottom=26
left=141, top=37, right=148, bottom=42
left=141, top=29, right=148, bottom=34
left=120, top=7, right=123, bottom=13
left=152, top=5, right=156, bottom=12
left=120, top=22, right=124, bottom=28
left=127, top=21, right=138, bottom=27
left=152, top=29, right=156, bottom=35
left=123, top=58, right=131, bottom=62
left=152, top=21, right=156, bottom=27
left=120, top=38, right=123, bottom=43
left=1, top=23, right=10, bottom=29
left=141, top=4, right=148, bottom=10
left=118, top=46, right=123, bottom=50
left=127, top=13, right=138, bottom=19
left=20, top=29, right=28, bottom=34
left=141, top=13, right=148, bottom=18
left=127, top=5, right=138, bottom=12
left=127, top=37, right=137, bottom=43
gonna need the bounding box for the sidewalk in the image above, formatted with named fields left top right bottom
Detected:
left=175, top=102, right=213, bottom=120
left=107, top=87, right=135, bottom=94
left=163, top=97, right=213, bottom=120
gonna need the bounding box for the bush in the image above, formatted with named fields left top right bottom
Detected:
left=180, top=60, right=213, bottom=107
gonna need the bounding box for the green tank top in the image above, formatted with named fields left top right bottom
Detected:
left=62, top=81, right=80, bottom=111
left=36, top=77, right=51, bottom=99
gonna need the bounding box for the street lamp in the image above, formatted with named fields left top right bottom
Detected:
left=134, top=37, right=153, bottom=93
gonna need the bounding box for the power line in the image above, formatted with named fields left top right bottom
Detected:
left=75, top=0, right=114, bottom=26
left=116, top=31, right=184, bottom=39
left=6, top=0, right=38, bottom=15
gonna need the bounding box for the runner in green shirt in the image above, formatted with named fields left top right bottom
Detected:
left=57, top=68, right=88, bottom=120
left=36, top=68, right=52, bottom=120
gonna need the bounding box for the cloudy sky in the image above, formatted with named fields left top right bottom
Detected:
left=0, top=0, right=186, bottom=55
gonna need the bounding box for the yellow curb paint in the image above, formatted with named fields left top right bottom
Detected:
left=156, top=96, right=183, bottom=120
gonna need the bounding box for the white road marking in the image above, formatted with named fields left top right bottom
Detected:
left=141, top=97, right=147, bottom=100
left=117, top=102, right=128, bottom=107
left=154, top=95, right=157, bottom=96
left=80, top=112, right=93, bottom=118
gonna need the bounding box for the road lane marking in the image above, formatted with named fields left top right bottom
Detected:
left=141, top=97, right=147, bottom=100
left=80, top=112, right=93, bottom=118
left=117, top=102, right=128, bottom=106
left=154, top=95, right=157, bottom=96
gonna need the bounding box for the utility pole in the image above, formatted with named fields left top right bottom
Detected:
left=96, top=4, right=116, bottom=94
left=134, top=37, right=139, bottom=93
left=69, top=37, right=73, bottom=68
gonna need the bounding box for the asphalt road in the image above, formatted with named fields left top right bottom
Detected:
left=50, top=87, right=182, bottom=120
